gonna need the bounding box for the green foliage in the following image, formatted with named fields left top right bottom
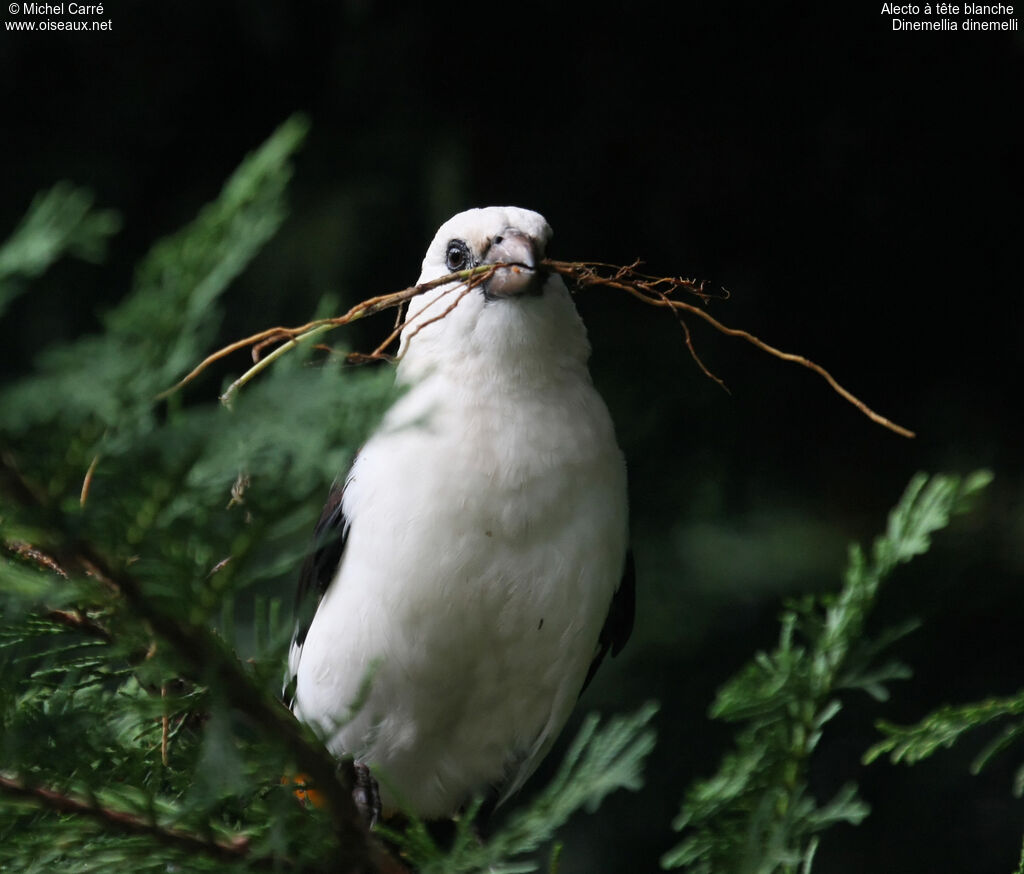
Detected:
left=866, top=690, right=1024, bottom=796
left=1, top=114, right=309, bottom=438
left=0, top=114, right=1003, bottom=874
left=0, top=182, right=121, bottom=319
left=0, top=117, right=389, bottom=872
left=379, top=704, right=658, bottom=874
left=861, top=473, right=1024, bottom=802
left=0, top=118, right=660, bottom=873
left=661, top=471, right=993, bottom=874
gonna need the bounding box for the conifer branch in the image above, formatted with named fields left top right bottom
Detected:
left=0, top=451, right=378, bottom=873
left=69, top=542, right=378, bottom=874
left=0, top=774, right=262, bottom=867
left=662, top=471, right=991, bottom=872
left=865, top=688, right=1024, bottom=784
left=44, top=608, right=113, bottom=642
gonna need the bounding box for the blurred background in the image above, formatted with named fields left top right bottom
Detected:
left=1, top=3, right=1021, bottom=871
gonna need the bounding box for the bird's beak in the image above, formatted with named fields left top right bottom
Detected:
left=482, top=229, right=546, bottom=299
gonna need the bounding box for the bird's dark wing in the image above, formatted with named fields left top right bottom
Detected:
left=284, top=480, right=350, bottom=708
left=292, top=480, right=349, bottom=649
left=580, top=548, right=636, bottom=694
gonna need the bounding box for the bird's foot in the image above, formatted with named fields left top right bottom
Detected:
left=349, top=760, right=382, bottom=828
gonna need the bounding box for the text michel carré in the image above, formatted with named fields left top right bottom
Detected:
left=19, top=3, right=104, bottom=13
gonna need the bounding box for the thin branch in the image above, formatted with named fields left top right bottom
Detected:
left=391, top=272, right=484, bottom=353
left=0, top=773, right=263, bottom=867
left=545, top=260, right=915, bottom=439
left=5, top=540, right=69, bottom=579
left=0, top=452, right=378, bottom=874
left=70, top=541, right=377, bottom=874
left=217, top=265, right=499, bottom=407
left=80, top=452, right=101, bottom=507
left=0, top=538, right=114, bottom=643
left=157, top=257, right=914, bottom=438
left=647, top=281, right=730, bottom=394
left=45, top=609, right=113, bottom=643
left=155, top=264, right=503, bottom=404
left=160, top=685, right=170, bottom=767
left=364, top=270, right=482, bottom=361
left=219, top=322, right=335, bottom=407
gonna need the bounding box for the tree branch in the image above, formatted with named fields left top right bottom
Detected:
left=0, top=452, right=379, bottom=874
left=0, top=773, right=263, bottom=867
left=545, top=259, right=916, bottom=439
left=157, top=258, right=915, bottom=439
left=155, top=263, right=503, bottom=405
left=69, top=541, right=378, bottom=874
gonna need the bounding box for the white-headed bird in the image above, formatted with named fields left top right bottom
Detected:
left=287, top=206, right=633, bottom=819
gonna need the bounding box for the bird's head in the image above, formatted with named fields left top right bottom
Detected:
left=397, top=206, right=590, bottom=382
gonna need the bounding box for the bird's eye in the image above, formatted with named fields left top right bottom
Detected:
left=445, top=240, right=471, bottom=272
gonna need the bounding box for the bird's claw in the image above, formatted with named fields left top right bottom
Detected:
left=350, top=760, right=382, bottom=828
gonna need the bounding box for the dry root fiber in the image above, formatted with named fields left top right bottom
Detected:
left=161, top=260, right=914, bottom=439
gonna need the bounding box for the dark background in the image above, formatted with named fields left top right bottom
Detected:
left=2, top=3, right=1022, bottom=871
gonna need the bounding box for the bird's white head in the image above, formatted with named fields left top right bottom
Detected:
left=397, top=206, right=591, bottom=383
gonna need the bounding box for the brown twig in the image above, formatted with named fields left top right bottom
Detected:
left=156, top=258, right=914, bottom=438
left=392, top=272, right=484, bottom=353
left=0, top=773, right=260, bottom=866
left=154, top=264, right=503, bottom=404
left=0, top=539, right=114, bottom=642
left=647, top=280, right=730, bottom=394
left=45, top=609, right=113, bottom=643
left=80, top=453, right=101, bottom=507
left=160, top=685, right=170, bottom=767
left=544, top=260, right=915, bottom=439
left=6, top=540, right=69, bottom=579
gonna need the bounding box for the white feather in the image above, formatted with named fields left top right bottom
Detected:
left=290, top=207, right=628, bottom=817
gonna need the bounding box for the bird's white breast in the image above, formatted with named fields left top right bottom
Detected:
left=291, top=360, right=627, bottom=817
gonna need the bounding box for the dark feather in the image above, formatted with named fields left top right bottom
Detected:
left=292, top=480, right=349, bottom=648
left=580, top=548, right=636, bottom=694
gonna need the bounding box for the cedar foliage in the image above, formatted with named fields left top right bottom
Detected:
left=661, top=471, right=993, bottom=873
left=0, top=118, right=655, bottom=873
left=0, top=118, right=1012, bottom=872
